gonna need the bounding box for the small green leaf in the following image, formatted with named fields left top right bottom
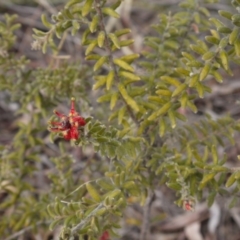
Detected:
left=232, top=14, right=240, bottom=27
left=85, top=41, right=97, bottom=55
left=148, top=102, right=172, bottom=121
left=97, top=178, right=114, bottom=190
left=189, top=74, right=199, bottom=87
left=180, top=93, right=188, bottom=108
left=42, top=41, right=47, bottom=54
left=82, top=29, right=90, bottom=45
left=49, top=218, right=62, bottom=231
left=210, top=29, right=220, bottom=39
left=114, top=58, right=134, bottom=72
left=164, top=40, right=179, bottom=50
left=119, top=71, right=140, bottom=81
left=167, top=182, right=182, bottom=191
left=66, top=0, right=84, bottom=7
left=218, top=10, right=233, bottom=20
left=118, top=83, right=139, bottom=112
left=64, top=215, right=75, bottom=226
left=123, top=181, right=136, bottom=190
left=161, top=76, right=181, bottom=87
left=93, top=76, right=106, bottom=90
left=229, top=27, right=240, bottom=45
left=211, top=145, right=218, bottom=164
left=226, top=172, right=237, bottom=188
left=168, top=109, right=176, bottom=128
left=119, top=39, right=134, bottom=47
left=199, top=7, right=210, bottom=17
left=54, top=202, right=62, bottom=216
left=199, top=64, right=211, bottom=81
left=110, top=92, right=118, bottom=110
left=234, top=39, right=240, bottom=56
left=97, top=31, right=105, bottom=47
left=72, top=20, right=80, bottom=36
left=190, top=44, right=206, bottom=55
left=118, top=107, right=126, bottom=124
left=111, top=0, right=122, bottom=10
left=199, top=172, right=216, bottom=189
left=120, top=53, right=140, bottom=63
left=156, top=89, right=172, bottom=96
left=108, top=33, right=120, bottom=49
left=47, top=205, right=55, bottom=218
left=63, top=8, right=72, bottom=19
left=175, top=68, right=190, bottom=76
left=219, top=50, right=229, bottom=71
left=106, top=70, right=114, bottom=90
left=106, top=189, right=121, bottom=199
left=97, top=93, right=111, bottom=103
left=62, top=20, right=72, bottom=30
left=90, top=15, right=99, bottom=33
left=41, top=14, right=52, bottom=28
left=194, top=12, right=200, bottom=24
left=182, top=52, right=195, bottom=61
left=212, top=70, right=223, bottom=83
left=186, top=61, right=203, bottom=68
left=32, top=28, right=46, bottom=37
left=219, top=37, right=229, bottom=48
left=102, top=7, right=120, bottom=18
left=172, top=83, right=187, bottom=97
left=209, top=17, right=225, bottom=28
left=82, top=0, right=94, bottom=17
left=218, top=27, right=232, bottom=34
left=205, top=36, right=220, bottom=45
left=115, top=28, right=131, bottom=37
left=96, top=208, right=107, bottom=216
left=187, top=100, right=197, bottom=113
left=86, top=183, right=101, bottom=202
left=202, top=51, right=215, bottom=61
left=159, top=118, right=166, bottom=137
left=196, top=82, right=204, bottom=98
left=93, top=56, right=107, bottom=71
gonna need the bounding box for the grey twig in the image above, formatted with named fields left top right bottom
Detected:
left=35, top=0, right=57, bottom=14
left=140, top=190, right=155, bottom=240
left=70, top=203, right=104, bottom=235
left=5, top=222, right=48, bottom=240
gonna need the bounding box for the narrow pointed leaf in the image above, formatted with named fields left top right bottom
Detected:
left=114, top=59, right=134, bottom=72
left=118, top=83, right=139, bottom=112
left=106, top=70, right=114, bottom=90
left=93, top=56, right=107, bottom=72
left=199, top=64, right=211, bottom=81
left=86, top=183, right=101, bottom=202
left=82, top=0, right=94, bottom=17
left=97, top=31, right=105, bottom=47
left=102, top=7, right=120, bottom=18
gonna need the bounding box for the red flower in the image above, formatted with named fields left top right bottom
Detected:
left=48, top=98, right=86, bottom=140
left=183, top=199, right=194, bottom=212
left=99, top=231, right=110, bottom=240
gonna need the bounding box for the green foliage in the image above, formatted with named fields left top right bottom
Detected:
left=1, top=0, right=240, bottom=239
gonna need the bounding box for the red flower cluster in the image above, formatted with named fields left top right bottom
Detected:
left=99, top=231, right=110, bottom=240
left=48, top=98, right=86, bottom=140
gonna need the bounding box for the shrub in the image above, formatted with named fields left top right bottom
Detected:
left=1, top=0, right=240, bottom=239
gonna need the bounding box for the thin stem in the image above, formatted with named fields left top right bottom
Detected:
left=140, top=190, right=155, bottom=240
left=94, top=0, right=140, bottom=127
left=5, top=221, right=48, bottom=240
left=70, top=203, right=104, bottom=235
